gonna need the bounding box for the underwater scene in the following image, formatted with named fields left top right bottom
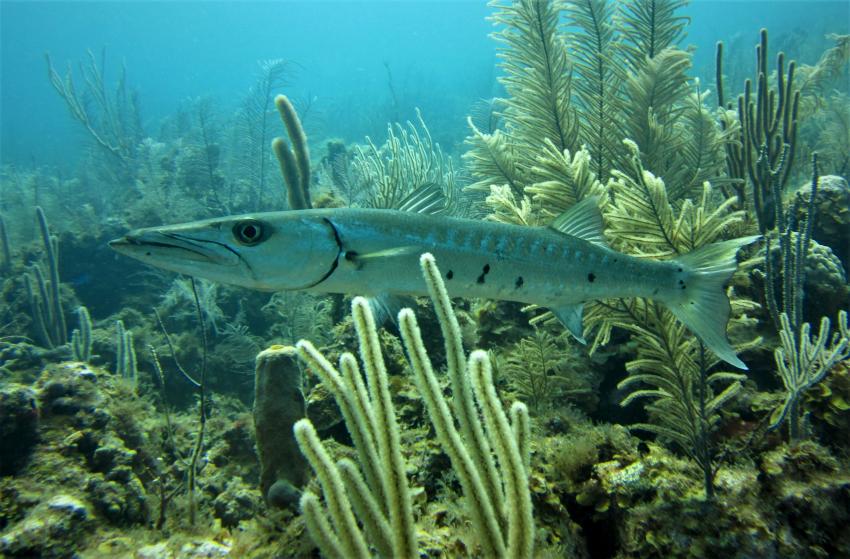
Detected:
left=1, top=0, right=850, bottom=557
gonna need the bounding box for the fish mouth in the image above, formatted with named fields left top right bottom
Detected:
left=109, top=230, right=240, bottom=266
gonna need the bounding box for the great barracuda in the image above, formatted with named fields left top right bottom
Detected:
left=109, top=197, right=756, bottom=368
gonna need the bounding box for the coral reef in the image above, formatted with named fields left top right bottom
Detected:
left=0, top=1, right=848, bottom=557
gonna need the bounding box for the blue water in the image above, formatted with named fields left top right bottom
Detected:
left=1, top=0, right=847, bottom=168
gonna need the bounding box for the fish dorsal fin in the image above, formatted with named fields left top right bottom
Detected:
left=548, top=196, right=607, bottom=247
left=396, top=183, right=447, bottom=215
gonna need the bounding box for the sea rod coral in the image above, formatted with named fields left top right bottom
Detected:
left=293, top=253, right=536, bottom=558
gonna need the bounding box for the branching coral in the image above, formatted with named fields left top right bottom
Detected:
left=604, top=140, right=743, bottom=258
left=464, top=118, right=526, bottom=196
left=273, top=93, right=312, bottom=211
left=815, top=93, right=850, bottom=177
left=233, top=59, right=292, bottom=210
left=500, top=328, right=592, bottom=413
left=24, top=207, right=68, bottom=348
left=618, top=47, right=691, bottom=173
left=294, top=254, right=537, bottom=557
left=45, top=48, right=143, bottom=174
left=617, top=0, right=689, bottom=72
left=567, top=0, right=623, bottom=180
left=526, top=140, right=608, bottom=219
left=771, top=311, right=850, bottom=441
left=466, top=0, right=579, bottom=199
left=261, top=292, right=334, bottom=347
left=471, top=0, right=714, bottom=209
left=483, top=143, right=606, bottom=226
left=716, top=29, right=800, bottom=231
left=71, top=306, right=92, bottom=363
left=491, top=0, right=579, bottom=165
left=350, top=110, right=457, bottom=212
left=583, top=143, right=757, bottom=499
left=798, top=34, right=850, bottom=104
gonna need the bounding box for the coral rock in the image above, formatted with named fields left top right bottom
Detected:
left=794, top=174, right=850, bottom=269
left=0, top=494, right=93, bottom=558
left=0, top=383, right=39, bottom=475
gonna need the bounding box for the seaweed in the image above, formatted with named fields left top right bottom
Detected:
left=567, top=0, right=623, bottom=180
left=45, top=48, right=143, bottom=181
left=350, top=110, right=458, bottom=211
left=233, top=59, right=292, bottom=210
left=583, top=143, right=757, bottom=499
left=500, top=328, right=592, bottom=413
left=468, top=0, right=579, bottom=199
left=617, top=0, right=689, bottom=72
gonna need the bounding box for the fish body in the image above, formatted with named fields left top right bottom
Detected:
left=109, top=199, right=755, bottom=368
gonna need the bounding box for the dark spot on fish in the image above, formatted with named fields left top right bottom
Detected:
left=477, top=263, right=491, bottom=284
left=446, top=270, right=454, bottom=280
left=146, top=252, right=151, bottom=256
left=682, top=285, right=687, bottom=290
left=587, top=272, right=596, bottom=283
left=677, top=267, right=683, bottom=272
left=515, top=276, right=524, bottom=289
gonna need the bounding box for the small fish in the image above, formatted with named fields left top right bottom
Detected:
left=109, top=196, right=757, bottom=368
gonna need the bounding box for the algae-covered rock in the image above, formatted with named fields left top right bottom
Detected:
left=760, top=442, right=850, bottom=557
left=0, top=342, right=52, bottom=380
left=136, top=539, right=233, bottom=559
left=86, top=473, right=149, bottom=525
left=212, top=477, right=262, bottom=528
left=805, top=360, right=850, bottom=443
left=36, top=361, right=103, bottom=417
left=755, top=236, right=849, bottom=324
left=0, top=383, right=39, bottom=475
left=794, top=174, right=850, bottom=268
left=0, top=494, right=93, bottom=558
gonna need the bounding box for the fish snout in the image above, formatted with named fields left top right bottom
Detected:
left=108, top=229, right=239, bottom=266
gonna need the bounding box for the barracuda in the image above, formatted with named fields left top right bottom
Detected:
left=109, top=198, right=757, bottom=369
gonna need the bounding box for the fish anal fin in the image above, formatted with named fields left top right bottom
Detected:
left=551, top=303, right=586, bottom=344
left=367, top=294, right=415, bottom=326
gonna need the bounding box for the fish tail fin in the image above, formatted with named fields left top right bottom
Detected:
left=666, top=236, right=759, bottom=370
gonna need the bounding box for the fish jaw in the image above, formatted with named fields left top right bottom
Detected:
left=108, top=227, right=250, bottom=285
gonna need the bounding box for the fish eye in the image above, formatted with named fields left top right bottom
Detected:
left=233, top=220, right=266, bottom=246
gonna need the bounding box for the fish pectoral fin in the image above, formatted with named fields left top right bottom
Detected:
left=367, top=294, right=416, bottom=326
left=343, top=246, right=420, bottom=269
left=550, top=303, right=586, bottom=344
left=548, top=196, right=608, bottom=248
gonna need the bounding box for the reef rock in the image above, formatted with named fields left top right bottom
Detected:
left=0, top=383, right=39, bottom=475
left=794, top=174, right=850, bottom=269
left=0, top=494, right=93, bottom=558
